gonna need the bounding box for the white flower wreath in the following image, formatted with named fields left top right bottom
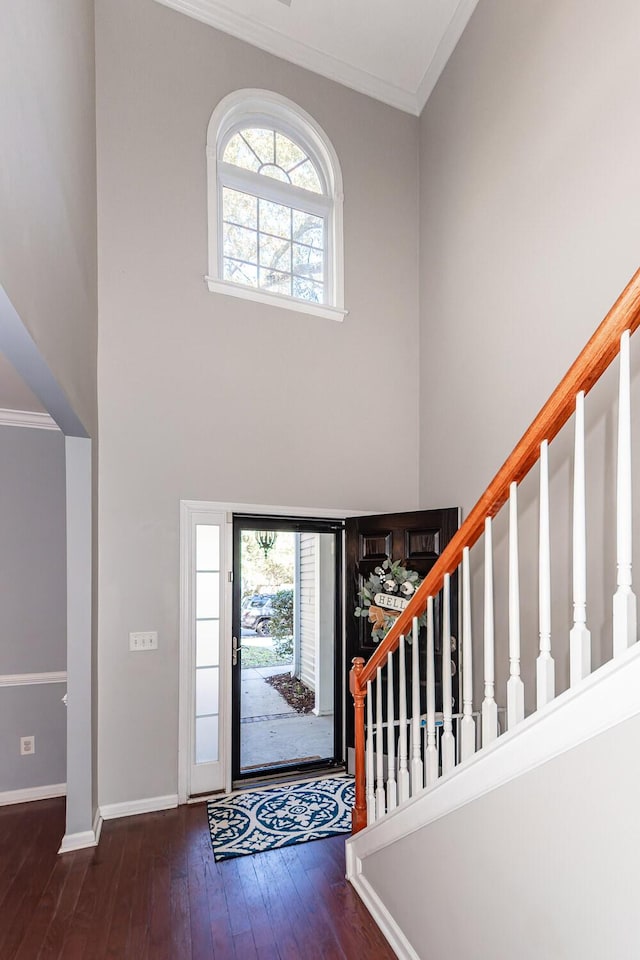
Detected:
left=354, top=558, right=425, bottom=643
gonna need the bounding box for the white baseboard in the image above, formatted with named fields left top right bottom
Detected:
left=0, top=782, right=66, bottom=807
left=100, top=794, right=178, bottom=821
left=58, top=806, right=103, bottom=854
left=93, top=807, right=103, bottom=845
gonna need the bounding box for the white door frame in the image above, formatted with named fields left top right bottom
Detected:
left=178, top=499, right=371, bottom=804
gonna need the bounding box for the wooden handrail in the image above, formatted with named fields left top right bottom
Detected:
left=350, top=265, right=640, bottom=832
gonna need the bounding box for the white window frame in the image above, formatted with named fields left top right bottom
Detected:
left=205, top=89, right=346, bottom=322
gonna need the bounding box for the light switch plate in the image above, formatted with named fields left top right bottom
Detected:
left=129, top=631, right=158, bottom=651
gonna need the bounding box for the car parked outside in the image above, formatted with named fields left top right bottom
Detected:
left=241, top=594, right=276, bottom=636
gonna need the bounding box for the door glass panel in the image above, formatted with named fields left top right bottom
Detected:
left=196, top=666, right=219, bottom=715
left=196, top=619, right=219, bottom=667
left=197, top=525, right=220, bottom=570
left=237, top=527, right=335, bottom=777
left=196, top=572, right=219, bottom=619
left=195, top=715, right=219, bottom=764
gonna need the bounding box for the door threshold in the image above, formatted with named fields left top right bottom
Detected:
left=233, top=762, right=345, bottom=792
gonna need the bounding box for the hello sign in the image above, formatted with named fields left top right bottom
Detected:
left=374, top=593, right=409, bottom=613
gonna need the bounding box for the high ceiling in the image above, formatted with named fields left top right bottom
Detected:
left=154, top=0, right=480, bottom=115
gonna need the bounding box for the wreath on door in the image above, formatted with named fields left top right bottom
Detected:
left=354, top=559, right=425, bottom=643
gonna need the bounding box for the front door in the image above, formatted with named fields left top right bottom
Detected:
left=232, top=515, right=344, bottom=783
left=345, top=508, right=459, bottom=751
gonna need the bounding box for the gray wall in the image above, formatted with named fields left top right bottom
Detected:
left=418, top=0, right=640, bottom=708
left=0, top=3, right=98, bottom=818
left=95, top=0, right=420, bottom=805
left=0, top=686, right=67, bottom=793
left=0, top=2, right=98, bottom=437
left=362, top=712, right=640, bottom=960
left=0, top=426, right=67, bottom=792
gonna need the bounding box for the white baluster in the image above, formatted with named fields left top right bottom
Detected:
left=375, top=667, right=386, bottom=818
left=570, top=391, right=591, bottom=684
left=508, top=482, right=525, bottom=728
left=366, top=680, right=375, bottom=823
left=397, top=634, right=410, bottom=803
left=482, top=517, right=498, bottom=745
left=386, top=651, right=397, bottom=811
left=460, top=547, right=476, bottom=761
left=613, top=330, right=637, bottom=656
left=425, top=597, right=438, bottom=785
left=537, top=440, right=555, bottom=708
left=441, top=573, right=455, bottom=774
left=410, top=617, right=424, bottom=795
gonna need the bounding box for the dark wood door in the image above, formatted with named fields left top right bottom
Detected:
left=345, top=508, right=459, bottom=750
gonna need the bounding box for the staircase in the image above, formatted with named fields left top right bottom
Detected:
left=346, top=269, right=640, bottom=960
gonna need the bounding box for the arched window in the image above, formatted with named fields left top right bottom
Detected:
left=206, top=90, right=345, bottom=321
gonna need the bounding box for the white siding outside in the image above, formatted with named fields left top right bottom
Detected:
left=298, top=532, right=317, bottom=691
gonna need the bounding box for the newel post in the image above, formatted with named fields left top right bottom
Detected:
left=350, top=657, right=367, bottom=834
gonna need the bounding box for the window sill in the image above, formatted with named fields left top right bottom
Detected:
left=204, top=276, right=347, bottom=322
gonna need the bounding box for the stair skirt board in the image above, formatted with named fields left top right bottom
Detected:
left=348, top=873, right=420, bottom=960
left=347, top=641, right=640, bottom=871
left=0, top=783, right=66, bottom=807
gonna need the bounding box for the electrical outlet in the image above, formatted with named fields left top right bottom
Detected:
left=129, top=631, right=158, bottom=651
left=20, top=736, right=35, bottom=756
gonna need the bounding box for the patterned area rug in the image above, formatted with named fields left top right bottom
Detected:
left=207, top=775, right=354, bottom=861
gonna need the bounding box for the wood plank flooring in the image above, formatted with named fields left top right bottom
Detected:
left=0, top=798, right=396, bottom=959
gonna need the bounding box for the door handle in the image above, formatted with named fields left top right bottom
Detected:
left=232, top=636, right=244, bottom=666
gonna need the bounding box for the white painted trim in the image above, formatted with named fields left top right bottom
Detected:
left=58, top=807, right=103, bottom=854
left=0, top=671, right=67, bottom=688
left=63, top=437, right=94, bottom=850
left=100, top=794, right=179, bottom=821
left=93, top=807, right=103, bottom=844
left=0, top=408, right=59, bottom=430
left=416, top=0, right=481, bottom=112
left=204, top=277, right=347, bottom=322
left=154, top=0, right=419, bottom=114
left=347, top=641, right=640, bottom=867
left=348, top=872, right=420, bottom=960
left=0, top=782, right=66, bottom=807
left=180, top=499, right=375, bottom=521
left=178, top=504, right=192, bottom=806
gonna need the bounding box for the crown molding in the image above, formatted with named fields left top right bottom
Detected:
left=416, top=0, right=480, bottom=112
left=0, top=408, right=59, bottom=431
left=154, top=0, right=420, bottom=115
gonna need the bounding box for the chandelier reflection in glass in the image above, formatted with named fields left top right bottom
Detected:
left=255, top=530, right=277, bottom=559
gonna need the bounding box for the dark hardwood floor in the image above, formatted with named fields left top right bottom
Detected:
left=0, top=798, right=396, bottom=959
